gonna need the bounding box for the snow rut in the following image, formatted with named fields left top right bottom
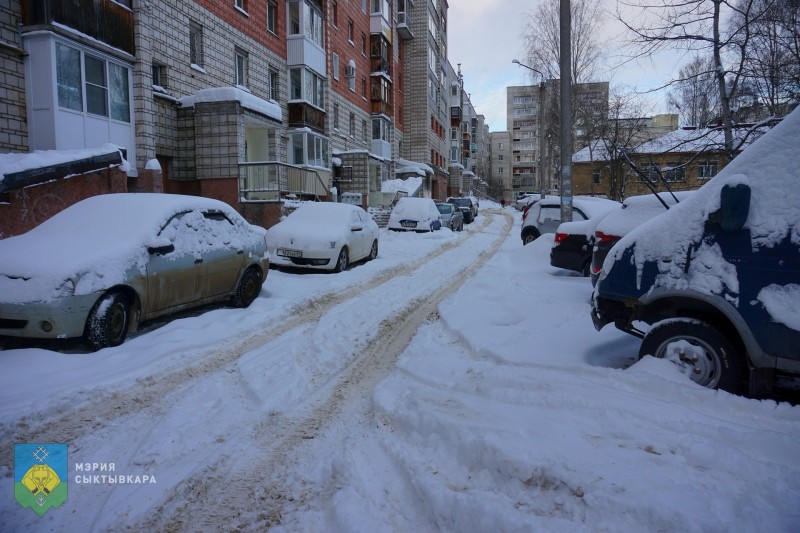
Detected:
left=133, top=211, right=514, bottom=531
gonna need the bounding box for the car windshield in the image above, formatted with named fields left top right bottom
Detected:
left=451, top=199, right=470, bottom=207
left=437, top=205, right=452, bottom=214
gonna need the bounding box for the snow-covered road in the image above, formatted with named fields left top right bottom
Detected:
left=2, top=206, right=798, bottom=532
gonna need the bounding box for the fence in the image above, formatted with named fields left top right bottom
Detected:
left=239, top=162, right=330, bottom=202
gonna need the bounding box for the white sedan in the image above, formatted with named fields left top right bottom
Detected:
left=267, top=202, right=380, bottom=272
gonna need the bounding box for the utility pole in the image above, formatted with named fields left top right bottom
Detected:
left=559, top=0, right=573, bottom=222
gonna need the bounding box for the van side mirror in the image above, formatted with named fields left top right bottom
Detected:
left=717, top=183, right=751, bottom=232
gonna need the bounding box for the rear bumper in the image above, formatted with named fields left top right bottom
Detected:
left=591, top=293, right=632, bottom=332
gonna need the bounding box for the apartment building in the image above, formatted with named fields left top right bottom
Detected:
left=1, top=0, right=485, bottom=227
left=489, top=131, right=512, bottom=202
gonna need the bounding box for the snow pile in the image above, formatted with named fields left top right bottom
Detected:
left=382, top=176, right=423, bottom=196
left=179, top=87, right=282, bottom=122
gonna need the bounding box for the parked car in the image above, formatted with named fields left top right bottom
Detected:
left=267, top=202, right=379, bottom=272
left=550, top=212, right=613, bottom=277
left=0, top=193, right=270, bottom=351
left=447, top=197, right=477, bottom=223
left=521, top=196, right=619, bottom=245
left=590, top=191, right=695, bottom=285
left=467, top=195, right=480, bottom=217
left=388, top=197, right=442, bottom=232
left=515, top=192, right=539, bottom=210
left=436, top=203, right=464, bottom=231
left=591, top=108, right=800, bottom=396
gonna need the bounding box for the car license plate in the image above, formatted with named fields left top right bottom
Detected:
left=400, top=220, right=417, bottom=228
left=277, top=248, right=302, bottom=258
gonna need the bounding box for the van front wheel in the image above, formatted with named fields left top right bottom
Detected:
left=639, top=319, right=746, bottom=395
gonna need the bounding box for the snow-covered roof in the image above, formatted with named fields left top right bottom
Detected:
left=0, top=144, right=126, bottom=186
left=382, top=176, right=423, bottom=196
left=180, top=87, right=282, bottom=122
left=396, top=158, right=434, bottom=175
left=572, top=139, right=612, bottom=163
left=633, top=124, right=769, bottom=155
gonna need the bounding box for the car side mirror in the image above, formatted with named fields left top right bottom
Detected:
left=714, top=183, right=751, bottom=232
left=147, top=237, right=175, bottom=255
left=351, top=225, right=363, bottom=232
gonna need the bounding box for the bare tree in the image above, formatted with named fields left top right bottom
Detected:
left=668, top=55, right=722, bottom=126
left=522, top=0, right=605, bottom=84
left=616, top=0, right=773, bottom=159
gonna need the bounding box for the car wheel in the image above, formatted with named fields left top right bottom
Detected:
left=581, top=260, right=591, bottom=277
left=233, top=267, right=262, bottom=308
left=333, top=246, right=349, bottom=273
left=368, top=240, right=378, bottom=261
left=522, top=229, right=539, bottom=245
left=459, top=222, right=464, bottom=232
left=85, top=291, right=130, bottom=351
left=639, top=319, right=746, bottom=394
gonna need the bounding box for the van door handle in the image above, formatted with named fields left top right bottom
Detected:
left=195, top=258, right=203, bottom=264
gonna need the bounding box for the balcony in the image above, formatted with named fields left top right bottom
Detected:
left=22, top=0, right=134, bottom=55
left=288, top=101, right=325, bottom=134
left=239, top=161, right=330, bottom=201
left=371, top=100, right=392, bottom=116
left=396, top=11, right=414, bottom=40
left=370, top=57, right=391, bottom=77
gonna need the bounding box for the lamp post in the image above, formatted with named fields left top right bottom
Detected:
left=512, top=59, right=546, bottom=199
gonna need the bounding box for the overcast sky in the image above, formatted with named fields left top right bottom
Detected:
left=447, top=0, right=688, bottom=132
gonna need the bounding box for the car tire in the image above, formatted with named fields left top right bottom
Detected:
left=368, top=240, right=378, bottom=261
left=639, top=319, right=746, bottom=394
left=581, top=260, right=591, bottom=277
left=459, top=222, right=464, bottom=232
left=522, top=229, right=540, bottom=245
left=85, top=291, right=130, bottom=351
left=233, top=267, right=262, bottom=308
left=333, top=246, right=349, bottom=273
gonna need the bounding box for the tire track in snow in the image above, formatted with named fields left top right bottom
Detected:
left=0, top=212, right=503, bottom=482
left=136, top=210, right=514, bottom=531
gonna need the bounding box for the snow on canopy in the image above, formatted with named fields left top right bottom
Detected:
left=605, top=107, right=800, bottom=293
left=0, top=193, right=265, bottom=304
left=0, top=144, right=125, bottom=185
left=179, top=87, right=282, bottom=122
left=382, top=176, right=423, bottom=196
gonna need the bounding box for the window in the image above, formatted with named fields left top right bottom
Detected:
left=235, top=0, right=247, bottom=12
left=152, top=62, right=166, bottom=89
left=334, top=103, right=339, bottom=129
left=332, top=1, right=338, bottom=26
left=592, top=171, right=601, bottom=184
left=372, top=117, right=390, bottom=141
left=362, top=0, right=367, bottom=13
left=664, top=162, right=685, bottom=182
left=189, top=22, right=203, bottom=66
left=267, top=1, right=277, bottom=33
left=56, top=43, right=130, bottom=122
left=348, top=19, right=354, bottom=42
left=347, top=60, right=356, bottom=92
left=289, top=1, right=300, bottom=33
left=235, top=49, right=249, bottom=87
left=56, top=43, right=82, bottom=111
left=85, top=55, right=108, bottom=117
left=333, top=53, right=339, bottom=80
left=349, top=112, right=355, bottom=137
left=361, top=34, right=367, bottom=55
left=498, top=154, right=503, bottom=161
left=698, top=160, right=718, bottom=179
left=289, top=67, right=324, bottom=107
left=304, top=1, right=324, bottom=47
left=268, top=69, right=279, bottom=100
left=362, top=119, right=367, bottom=142
left=289, top=131, right=329, bottom=167
left=361, top=76, right=366, bottom=98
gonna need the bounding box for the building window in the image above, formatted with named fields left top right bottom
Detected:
left=361, top=34, right=367, bottom=55
left=362, top=119, right=368, bottom=142
left=56, top=42, right=130, bottom=122
left=698, top=160, right=718, bottom=179
left=269, top=69, right=279, bottom=100
left=332, top=1, right=338, bottom=26
left=592, top=171, right=601, bottom=184
left=347, top=60, right=356, bottom=92
left=267, top=1, right=277, bottom=33
left=289, top=1, right=300, bottom=33
left=349, top=112, right=355, bottom=137
left=664, top=162, right=685, bottom=182
left=498, top=154, right=503, bottom=161
left=235, top=0, right=247, bottom=12
left=362, top=0, right=367, bottom=13
left=235, top=48, right=249, bottom=87
left=372, top=116, right=390, bottom=141
left=361, top=76, right=366, bottom=98
left=189, top=22, right=203, bottom=67
left=152, top=62, right=166, bottom=89
left=333, top=103, right=339, bottom=129
left=348, top=19, right=354, bottom=43
left=289, top=67, right=324, bottom=107
left=333, top=53, right=339, bottom=80
left=289, top=131, right=329, bottom=167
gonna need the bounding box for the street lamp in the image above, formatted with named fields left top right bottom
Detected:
left=511, top=59, right=544, bottom=80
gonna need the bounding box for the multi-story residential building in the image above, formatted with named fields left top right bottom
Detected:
left=401, top=0, right=449, bottom=200
left=489, top=131, right=512, bottom=201
left=506, top=80, right=609, bottom=198
left=2, top=0, right=484, bottom=228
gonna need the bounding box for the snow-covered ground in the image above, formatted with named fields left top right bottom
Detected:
left=1, top=205, right=798, bottom=532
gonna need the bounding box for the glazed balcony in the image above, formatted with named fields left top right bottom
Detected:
left=22, top=0, right=134, bottom=55
left=288, top=101, right=325, bottom=134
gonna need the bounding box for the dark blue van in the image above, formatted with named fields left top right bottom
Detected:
left=591, top=109, right=800, bottom=397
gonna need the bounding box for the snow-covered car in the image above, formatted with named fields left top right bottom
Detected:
left=590, top=191, right=694, bottom=285
left=0, top=193, right=270, bottom=350
left=388, top=197, right=442, bottom=232
left=514, top=192, right=539, bottom=210
left=592, top=108, right=800, bottom=396
left=521, top=196, right=619, bottom=245
left=267, top=202, right=379, bottom=272
left=436, top=203, right=464, bottom=231
left=550, top=212, right=613, bottom=277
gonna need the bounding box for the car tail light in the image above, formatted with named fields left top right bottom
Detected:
left=554, top=232, right=567, bottom=244
left=591, top=264, right=602, bottom=274
left=594, top=231, right=620, bottom=245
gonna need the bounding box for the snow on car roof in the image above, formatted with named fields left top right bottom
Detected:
left=286, top=201, right=361, bottom=223
left=596, top=191, right=695, bottom=238
left=392, top=197, right=437, bottom=218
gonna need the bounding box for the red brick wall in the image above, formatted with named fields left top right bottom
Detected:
left=199, top=178, right=239, bottom=207
left=328, top=1, right=372, bottom=113
left=239, top=201, right=284, bottom=230
left=0, top=167, right=127, bottom=238
left=195, top=0, right=286, bottom=58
